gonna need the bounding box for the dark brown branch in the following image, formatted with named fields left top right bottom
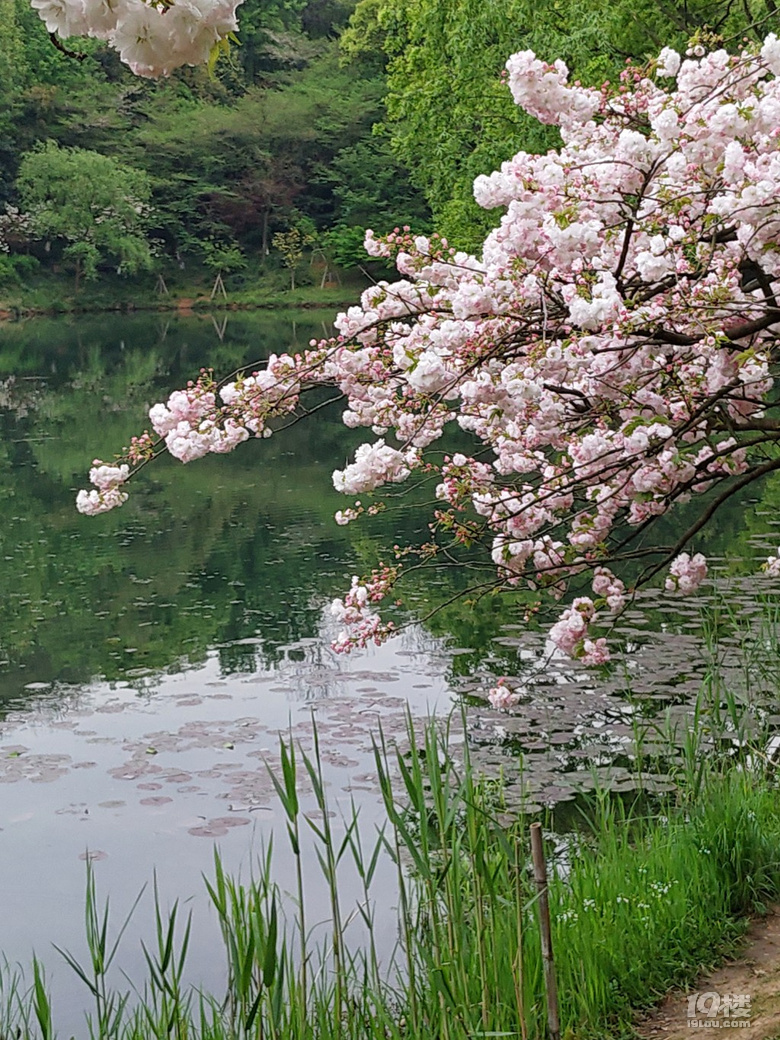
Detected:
left=730, top=418, right=780, bottom=432
left=49, top=33, right=87, bottom=60
left=274, top=395, right=344, bottom=432
left=646, top=328, right=700, bottom=346
left=724, top=308, right=780, bottom=342
left=615, top=217, right=636, bottom=295
left=637, top=454, right=780, bottom=587
left=542, top=383, right=591, bottom=411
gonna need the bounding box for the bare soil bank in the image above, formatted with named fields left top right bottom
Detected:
left=639, top=909, right=780, bottom=1040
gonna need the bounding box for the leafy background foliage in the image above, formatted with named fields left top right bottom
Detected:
left=3, top=0, right=776, bottom=289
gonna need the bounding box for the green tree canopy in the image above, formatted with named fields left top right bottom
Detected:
left=17, top=140, right=155, bottom=290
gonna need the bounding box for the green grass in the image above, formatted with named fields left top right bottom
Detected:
left=2, top=715, right=780, bottom=1040
left=0, top=266, right=364, bottom=318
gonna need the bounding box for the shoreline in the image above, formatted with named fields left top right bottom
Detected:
left=0, top=272, right=369, bottom=322
left=0, top=293, right=359, bottom=322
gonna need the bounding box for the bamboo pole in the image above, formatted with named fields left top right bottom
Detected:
left=530, top=822, right=560, bottom=1040
left=513, top=842, right=528, bottom=1040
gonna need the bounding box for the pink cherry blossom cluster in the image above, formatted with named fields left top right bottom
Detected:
left=148, top=373, right=249, bottom=463
left=30, top=0, right=243, bottom=78
left=548, top=596, right=608, bottom=663
left=664, top=552, right=708, bottom=593
left=333, top=440, right=420, bottom=495
left=79, top=37, right=780, bottom=661
left=591, top=568, right=627, bottom=613
left=76, top=460, right=129, bottom=515
left=334, top=501, right=385, bottom=526
left=435, top=454, right=496, bottom=511
left=487, top=680, right=521, bottom=711
left=329, top=566, right=398, bottom=653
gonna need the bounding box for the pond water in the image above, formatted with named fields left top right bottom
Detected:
left=0, top=310, right=779, bottom=1027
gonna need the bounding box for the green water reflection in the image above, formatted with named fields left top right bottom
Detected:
left=0, top=311, right=420, bottom=708
left=1, top=310, right=779, bottom=714
left=3, top=311, right=780, bottom=841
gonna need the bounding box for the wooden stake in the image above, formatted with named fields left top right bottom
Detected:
left=530, top=822, right=560, bottom=1040
left=210, top=314, right=228, bottom=341
left=210, top=272, right=227, bottom=300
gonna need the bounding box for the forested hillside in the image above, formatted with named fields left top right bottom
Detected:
left=1, top=0, right=777, bottom=299
left=0, top=0, right=430, bottom=300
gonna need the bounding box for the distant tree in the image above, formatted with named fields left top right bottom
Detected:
left=122, top=50, right=405, bottom=265
left=272, top=225, right=312, bottom=289
left=317, top=134, right=430, bottom=267
left=17, top=141, right=155, bottom=291
left=5, top=0, right=428, bottom=281
left=231, top=0, right=310, bottom=81
left=0, top=1, right=31, bottom=204
left=201, top=236, right=246, bottom=297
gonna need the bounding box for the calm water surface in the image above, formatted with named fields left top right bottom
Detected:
left=0, top=311, right=779, bottom=1025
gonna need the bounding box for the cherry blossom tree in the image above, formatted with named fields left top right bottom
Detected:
left=75, top=27, right=780, bottom=664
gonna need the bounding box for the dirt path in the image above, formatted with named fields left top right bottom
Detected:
left=638, top=909, right=780, bottom=1040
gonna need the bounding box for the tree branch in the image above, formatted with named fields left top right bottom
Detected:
left=49, top=33, right=87, bottom=61
left=637, top=454, right=780, bottom=587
